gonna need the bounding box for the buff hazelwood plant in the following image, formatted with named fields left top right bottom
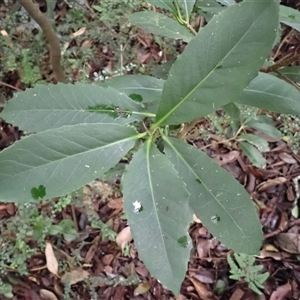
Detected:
left=1, top=0, right=300, bottom=295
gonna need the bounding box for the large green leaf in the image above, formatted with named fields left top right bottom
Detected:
left=177, top=0, right=196, bottom=21
left=280, top=66, right=300, bottom=83
left=0, top=123, right=139, bottom=203
left=196, top=0, right=224, bottom=22
left=147, top=0, right=176, bottom=13
left=122, top=139, right=192, bottom=295
left=127, top=11, right=193, bottom=42
left=155, top=0, right=279, bottom=126
left=279, top=5, right=300, bottom=32
left=101, top=75, right=164, bottom=113
left=0, top=83, right=149, bottom=133
left=238, top=72, right=300, bottom=116
left=163, top=136, right=263, bottom=254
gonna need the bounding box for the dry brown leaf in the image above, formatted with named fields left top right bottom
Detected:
left=61, top=269, right=89, bottom=285
left=256, top=177, right=287, bottom=192
left=213, top=151, right=239, bottom=166
left=276, top=233, right=300, bottom=254
left=85, top=235, right=100, bottom=263
left=278, top=152, right=297, bottom=164
left=133, top=282, right=151, bottom=296
left=0, top=30, right=8, bottom=37
left=45, top=243, right=58, bottom=276
left=116, top=226, right=132, bottom=252
left=40, top=289, right=59, bottom=300
left=196, top=238, right=218, bottom=259
left=269, top=282, right=291, bottom=300
left=193, top=270, right=214, bottom=284
left=229, top=287, right=244, bottom=300
left=72, top=27, right=86, bottom=37
left=187, top=276, right=214, bottom=300
left=107, top=197, right=123, bottom=209
left=102, top=254, right=114, bottom=265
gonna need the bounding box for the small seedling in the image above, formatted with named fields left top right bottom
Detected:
left=227, top=253, right=269, bottom=295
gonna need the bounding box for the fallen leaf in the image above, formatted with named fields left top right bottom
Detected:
left=107, top=197, right=123, bottom=209
left=61, top=269, right=89, bottom=285
left=45, top=243, right=58, bottom=276
left=256, top=177, right=287, bottom=192
left=134, top=282, right=151, bottom=296
left=278, top=152, right=297, bottom=164
left=229, top=287, right=244, bottom=300
left=72, top=27, right=86, bottom=37
left=0, top=30, right=8, bottom=37
left=116, top=226, right=132, bottom=253
left=193, top=270, right=214, bottom=284
left=269, top=282, right=291, bottom=300
left=187, top=276, right=214, bottom=300
left=276, top=233, right=300, bottom=254
left=213, top=151, right=239, bottom=166
left=196, top=238, right=218, bottom=259
left=40, top=289, right=58, bottom=300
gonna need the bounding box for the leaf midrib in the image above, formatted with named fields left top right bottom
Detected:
left=145, top=139, right=174, bottom=277
left=0, top=133, right=140, bottom=181
left=155, top=4, right=271, bottom=127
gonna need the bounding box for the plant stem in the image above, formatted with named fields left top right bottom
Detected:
left=260, top=53, right=300, bottom=73
left=183, top=21, right=198, bottom=36
left=18, top=0, right=65, bottom=83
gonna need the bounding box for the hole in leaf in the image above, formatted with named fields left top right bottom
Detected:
left=133, top=201, right=144, bottom=214
left=211, top=214, right=221, bottom=224
left=31, top=185, right=46, bottom=200
left=177, top=236, right=188, bottom=248
left=129, top=93, right=143, bottom=102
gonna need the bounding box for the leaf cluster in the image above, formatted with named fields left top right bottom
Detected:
left=0, top=0, right=300, bottom=295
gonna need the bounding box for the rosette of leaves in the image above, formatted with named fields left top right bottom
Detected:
left=2, top=0, right=300, bottom=295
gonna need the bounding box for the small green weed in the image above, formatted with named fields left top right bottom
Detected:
left=278, top=114, right=300, bottom=154
left=227, top=253, right=269, bottom=295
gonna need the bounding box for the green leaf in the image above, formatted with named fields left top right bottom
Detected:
left=155, top=0, right=279, bottom=126
left=238, top=72, right=300, bottom=116
left=239, top=141, right=266, bottom=169
left=122, top=139, right=192, bottom=295
left=163, top=136, right=263, bottom=254
left=127, top=11, right=194, bottom=42
left=152, top=59, right=176, bottom=80
left=177, top=0, right=196, bottom=21
left=279, top=5, right=300, bottom=32
left=245, top=118, right=281, bottom=139
left=280, top=66, right=300, bottom=83
left=0, top=83, right=148, bottom=133
left=101, top=75, right=164, bottom=113
left=223, top=102, right=241, bottom=134
left=146, top=0, right=176, bottom=13
left=0, top=123, right=139, bottom=203
left=239, top=134, right=269, bottom=152
left=196, top=0, right=224, bottom=21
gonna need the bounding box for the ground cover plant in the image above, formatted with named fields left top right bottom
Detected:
left=1, top=0, right=300, bottom=297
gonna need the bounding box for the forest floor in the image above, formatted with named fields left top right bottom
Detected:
left=0, top=0, right=300, bottom=299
